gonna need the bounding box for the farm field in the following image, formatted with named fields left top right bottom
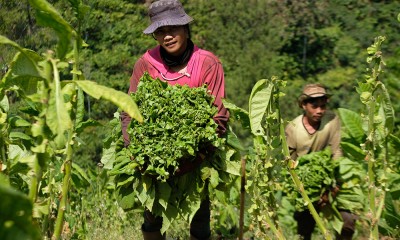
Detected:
left=1, top=1, right=399, bottom=239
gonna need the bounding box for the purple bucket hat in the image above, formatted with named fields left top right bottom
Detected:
left=143, top=0, right=194, bottom=34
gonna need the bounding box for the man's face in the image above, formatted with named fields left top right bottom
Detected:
left=302, top=97, right=328, bottom=123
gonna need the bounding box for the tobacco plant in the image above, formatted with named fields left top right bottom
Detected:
left=340, top=36, right=399, bottom=239
left=225, top=77, right=335, bottom=239
left=0, top=0, right=142, bottom=239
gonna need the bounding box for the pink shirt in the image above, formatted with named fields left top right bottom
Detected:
left=121, top=45, right=229, bottom=144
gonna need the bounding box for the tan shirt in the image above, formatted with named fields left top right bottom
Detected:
left=285, top=111, right=343, bottom=161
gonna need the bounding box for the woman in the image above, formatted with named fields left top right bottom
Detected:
left=121, top=0, right=229, bottom=239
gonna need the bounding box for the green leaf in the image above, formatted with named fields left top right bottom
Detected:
left=116, top=183, right=137, bottom=211
left=225, top=160, right=241, bottom=176
left=75, top=87, right=85, bottom=127
left=73, top=80, right=143, bottom=122
left=158, top=182, right=171, bottom=210
left=379, top=84, right=394, bottom=134
left=222, top=99, right=250, bottom=129
left=383, top=192, right=400, bottom=230
left=338, top=108, right=365, bottom=143
left=32, top=201, right=49, bottom=218
left=72, top=162, right=91, bottom=185
left=210, top=168, right=219, bottom=188
left=0, top=94, right=9, bottom=112
left=8, top=116, right=31, bottom=127
left=9, top=132, right=32, bottom=141
left=225, top=127, right=245, bottom=151
left=0, top=180, right=41, bottom=240
left=28, top=0, right=75, bottom=59
left=340, top=142, right=365, bottom=160
left=0, top=36, right=43, bottom=93
left=248, top=79, right=273, bottom=136
left=161, top=204, right=179, bottom=234
left=101, top=142, right=116, bottom=170
left=2, top=50, right=42, bottom=83
left=321, top=205, right=344, bottom=234
left=0, top=35, right=25, bottom=52
left=46, top=66, right=72, bottom=148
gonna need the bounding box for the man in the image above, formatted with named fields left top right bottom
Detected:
left=285, top=84, right=356, bottom=240
left=120, top=0, right=228, bottom=239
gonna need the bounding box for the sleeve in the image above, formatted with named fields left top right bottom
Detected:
left=202, top=59, right=229, bottom=137
left=285, top=123, right=298, bottom=160
left=330, top=115, right=343, bottom=160
left=121, top=57, right=148, bottom=146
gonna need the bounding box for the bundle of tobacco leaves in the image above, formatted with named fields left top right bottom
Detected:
left=101, top=73, right=241, bottom=233
left=281, top=148, right=366, bottom=233
left=126, top=72, right=222, bottom=180
left=282, top=148, right=338, bottom=211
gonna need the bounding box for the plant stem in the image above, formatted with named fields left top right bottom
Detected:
left=239, top=157, right=246, bottom=240
left=52, top=33, right=79, bottom=240
left=52, top=131, right=73, bottom=240
left=279, top=116, right=332, bottom=240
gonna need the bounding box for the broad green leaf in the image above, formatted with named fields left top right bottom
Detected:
left=0, top=44, right=43, bottom=93
left=0, top=181, right=41, bottom=240
left=19, top=155, right=37, bottom=169
left=0, top=94, right=9, bottom=112
left=0, top=35, right=24, bottom=50
left=32, top=201, right=49, bottom=218
left=225, top=128, right=245, bottom=151
left=338, top=108, right=365, bottom=143
left=9, top=132, right=32, bottom=141
left=28, top=0, right=75, bottom=59
left=340, top=142, right=365, bottom=161
left=161, top=204, right=179, bottom=234
left=179, top=191, right=202, bottom=223
left=389, top=134, right=400, bottom=149
left=116, top=184, right=137, bottom=211
left=46, top=65, right=72, bottom=148
left=74, top=80, right=143, bottom=122
left=225, top=160, right=241, bottom=176
left=210, top=168, right=219, bottom=188
left=320, top=205, right=343, bottom=234
left=145, top=185, right=156, bottom=213
left=72, top=162, right=91, bottom=184
left=248, top=79, right=273, bottom=136
left=222, top=99, right=250, bottom=129
left=8, top=116, right=30, bottom=127
left=116, top=175, right=135, bottom=188
left=158, top=182, right=172, bottom=210
left=101, top=142, right=116, bottom=170
left=383, top=192, right=400, bottom=229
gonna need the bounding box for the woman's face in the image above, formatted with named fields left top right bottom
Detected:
left=153, top=25, right=188, bottom=56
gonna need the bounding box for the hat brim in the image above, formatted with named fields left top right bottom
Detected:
left=298, top=93, right=332, bottom=107
left=306, top=93, right=331, bottom=98
left=143, top=15, right=193, bottom=34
